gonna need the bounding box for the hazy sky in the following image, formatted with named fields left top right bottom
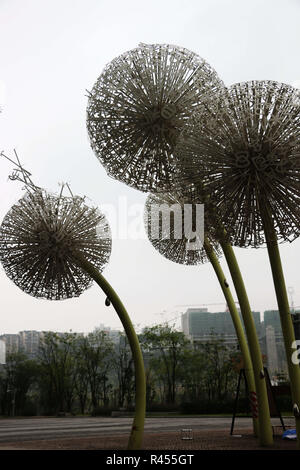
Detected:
left=0, top=0, right=300, bottom=334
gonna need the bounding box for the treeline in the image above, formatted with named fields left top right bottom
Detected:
left=0, top=324, right=273, bottom=416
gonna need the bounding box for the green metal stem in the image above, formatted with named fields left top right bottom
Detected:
left=75, top=255, right=146, bottom=450
left=220, top=241, right=273, bottom=446
left=261, top=208, right=300, bottom=448
left=203, top=238, right=259, bottom=437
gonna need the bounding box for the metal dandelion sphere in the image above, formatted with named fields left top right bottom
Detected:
left=144, top=186, right=222, bottom=266
left=175, top=80, right=300, bottom=247
left=86, top=43, right=224, bottom=193
left=0, top=190, right=112, bottom=300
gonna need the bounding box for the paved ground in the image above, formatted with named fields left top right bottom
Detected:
left=0, top=416, right=295, bottom=445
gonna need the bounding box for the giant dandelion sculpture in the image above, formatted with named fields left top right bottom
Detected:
left=0, top=152, right=145, bottom=450
left=144, top=187, right=260, bottom=437
left=86, top=43, right=272, bottom=444
left=0, top=189, right=111, bottom=300
left=174, top=80, right=300, bottom=446
left=86, top=43, right=224, bottom=193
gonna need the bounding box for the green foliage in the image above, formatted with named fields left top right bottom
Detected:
left=192, top=335, right=239, bottom=402
left=112, top=333, right=135, bottom=408
left=146, top=402, right=179, bottom=412
left=180, top=397, right=250, bottom=415
left=37, top=331, right=78, bottom=414
left=141, top=326, right=239, bottom=408
left=177, top=347, right=207, bottom=402
left=141, top=323, right=190, bottom=404
left=37, top=330, right=115, bottom=415
left=90, top=405, right=114, bottom=416
left=1, top=326, right=290, bottom=417
left=74, top=330, right=114, bottom=413
left=0, top=351, right=39, bottom=416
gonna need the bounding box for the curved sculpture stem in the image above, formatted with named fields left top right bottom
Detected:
left=261, top=209, right=300, bottom=448
left=220, top=241, right=273, bottom=446
left=75, top=254, right=146, bottom=450
left=203, top=237, right=259, bottom=437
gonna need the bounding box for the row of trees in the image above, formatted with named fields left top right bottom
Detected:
left=0, top=325, right=249, bottom=417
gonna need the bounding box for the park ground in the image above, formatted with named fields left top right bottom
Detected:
left=0, top=416, right=298, bottom=450
left=0, top=430, right=298, bottom=451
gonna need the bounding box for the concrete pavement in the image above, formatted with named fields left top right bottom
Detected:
left=0, top=416, right=295, bottom=444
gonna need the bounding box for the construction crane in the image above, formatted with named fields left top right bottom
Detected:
left=154, top=310, right=167, bottom=317
left=148, top=310, right=182, bottom=328
left=175, top=303, right=226, bottom=307
left=175, top=302, right=240, bottom=312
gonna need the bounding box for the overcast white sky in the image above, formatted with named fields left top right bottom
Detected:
left=0, top=0, right=299, bottom=334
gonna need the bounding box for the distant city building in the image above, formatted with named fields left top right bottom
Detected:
left=0, top=340, right=5, bottom=364
left=260, top=310, right=291, bottom=375
left=0, top=327, right=121, bottom=360
left=181, top=307, right=261, bottom=349
left=265, top=325, right=279, bottom=373
left=0, top=334, right=20, bottom=354
left=94, top=324, right=121, bottom=344
left=19, top=330, right=44, bottom=358
left=263, top=310, right=282, bottom=333
left=180, top=306, right=294, bottom=378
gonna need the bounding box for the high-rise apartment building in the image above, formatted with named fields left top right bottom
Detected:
left=0, top=334, right=20, bottom=354
left=181, top=307, right=261, bottom=348
left=0, top=340, right=5, bottom=365
left=265, top=325, right=279, bottom=373
left=19, top=331, right=44, bottom=358
left=94, top=324, right=122, bottom=344
left=0, top=331, right=45, bottom=358
left=259, top=310, right=300, bottom=375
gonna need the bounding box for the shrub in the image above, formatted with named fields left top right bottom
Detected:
left=91, top=406, right=114, bottom=416
left=180, top=398, right=250, bottom=415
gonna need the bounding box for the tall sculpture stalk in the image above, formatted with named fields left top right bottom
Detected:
left=220, top=241, right=273, bottom=445
left=174, top=80, right=300, bottom=445
left=86, top=43, right=225, bottom=444
left=0, top=156, right=146, bottom=450
left=145, top=192, right=259, bottom=437
left=200, top=196, right=272, bottom=443
left=260, top=208, right=300, bottom=447
left=203, top=238, right=259, bottom=437
left=76, top=255, right=146, bottom=450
